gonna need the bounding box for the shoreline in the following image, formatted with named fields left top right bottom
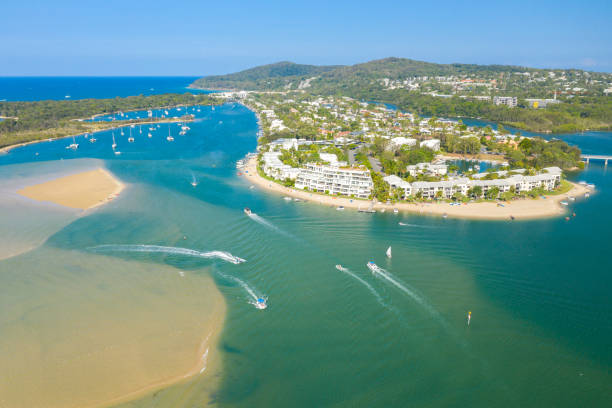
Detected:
left=0, top=117, right=196, bottom=154
left=244, top=156, right=589, bottom=220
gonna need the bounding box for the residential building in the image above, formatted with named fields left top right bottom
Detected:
left=295, top=164, right=373, bottom=198
left=406, top=162, right=447, bottom=177
left=493, top=96, right=518, bottom=107
left=420, top=139, right=441, bottom=151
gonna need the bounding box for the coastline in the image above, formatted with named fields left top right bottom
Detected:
left=244, top=156, right=589, bottom=220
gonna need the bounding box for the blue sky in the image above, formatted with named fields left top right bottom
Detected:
left=1, top=0, right=611, bottom=75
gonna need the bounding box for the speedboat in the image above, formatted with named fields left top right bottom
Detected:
left=337, top=206, right=345, bottom=211
left=167, top=136, right=174, bottom=141
left=254, top=298, right=267, bottom=310
left=560, top=201, right=569, bottom=206
left=283, top=196, right=292, bottom=201
left=191, top=181, right=198, bottom=187
left=367, top=261, right=378, bottom=273
left=335, top=264, right=345, bottom=271
left=244, top=207, right=252, bottom=216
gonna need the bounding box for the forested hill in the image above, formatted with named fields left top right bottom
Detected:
left=190, top=61, right=341, bottom=91
left=190, top=57, right=552, bottom=91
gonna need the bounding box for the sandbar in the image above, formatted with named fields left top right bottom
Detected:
left=17, top=168, right=124, bottom=210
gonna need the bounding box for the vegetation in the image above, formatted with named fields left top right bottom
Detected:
left=0, top=93, right=220, bottom=149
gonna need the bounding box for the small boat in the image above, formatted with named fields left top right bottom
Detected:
left=114, top=151, right=121, bottom=155
left=254, top=298, right=267, bottom=310
left=386, top=246, right=392, bottom=258
left=112, top=132, right=117, bottom=150
left=244, top=207, right=252, bottom=216
left=572, top=212, right=576, bottom=217
left=393, top=208, right=399, bottom=214
left=335, top=265, right=345, bottom=271
left=337, top=206, right=345, bottom=211
left=89, top=137, right=96, bottom=143
left=569, top=197, right=575, bottom=201
left=66, top=135, right=78, bottom=150
left=367, top=261, right=379, bottom=273
left=148, top=132, right=152, bottom=138
left=565, top=216, right=570, bottom=221
left=442, top=213, right=448, bottom=218
left=191, top=181, right=198, bottom=187
left=167, top=136, right=174, bottom=141
left=560, top=201, right=569, bottom=206
left=283, top=197, right=292, bottom=201
left=128, top=137, right=134, bottom=143
left=585, top=192, right=590, bottom=198
left=587, top=184, right=595, bottom=189
left=510, top=215, right=515, bottom=220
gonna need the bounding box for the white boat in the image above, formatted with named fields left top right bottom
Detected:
left=393, top=208, right=399, bottom=214
left=128, top=128, right=134, bottom=143
left=244, top=207, right=252, bottom=216
left=66, top=135, right=78, bottom=150
left=386, top=246, right=392, bottom=258
left=191, top=181, right=198, bottom=187
left=111, top=132, right=117, bottom=150
left=167, top=127, right=174, bottom=141
left=114, top=151, right=121, bottom=155
left=587, top=184, right=595, bottom=189
left=335, top=264, right=344, bottom=271
left=148, top=132, right=152, bottom=138
left=560, top=201, right=569, bottom=206
left=585, top=192, right=590, bottom=198
left=337, top=206, right=345, bottom=211
left=89, top=137, right=96, bottom=143
left=283, top=197, right=292, bottom=201
left=254, top=297, right=267, bottom=310
left=367, top=261, right=379, bottom=273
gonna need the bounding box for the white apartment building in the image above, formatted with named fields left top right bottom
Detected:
left=420, top=139, right=441, bottom=151
left=295, top=164, right=373, bottom=198
left=261, top=151, right=300, bottom=180
left=387, top=137, right=417, bottom=150
left=493, top=96, right=518, bottom=107
left=384, top=167, right=562, bottom=199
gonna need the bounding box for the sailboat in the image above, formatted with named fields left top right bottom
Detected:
left=167, top=126, right=174, bottom=142
left=128, top=127, right=134, bottom=143
left=66, top=135, right=78, bottom=150
left=386, top=246, right=392, bottom=259
left=111, top=131, right=117, bottom=150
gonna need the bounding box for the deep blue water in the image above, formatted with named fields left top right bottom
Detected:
left=0, top=76, right=211, bottom=101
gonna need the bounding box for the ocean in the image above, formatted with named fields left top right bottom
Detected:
left=0, top=79, right=610, bottom=407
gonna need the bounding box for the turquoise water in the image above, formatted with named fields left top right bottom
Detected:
left=1, top=102, right=612, bottom=406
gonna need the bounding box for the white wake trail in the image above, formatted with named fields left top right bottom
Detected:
left=215, top=269, right=266, bottom=309
left=335, top=265, right=388, bottom=309
left=89, top=245, right=246, bottom=264
left=368, top=264, right=441, bottom=319
left=248, top=213, right=292, bottom=238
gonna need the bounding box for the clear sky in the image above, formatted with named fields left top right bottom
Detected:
left=1, top=0, right=611, bottom=76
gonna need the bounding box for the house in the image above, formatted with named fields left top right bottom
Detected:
left=295, top=164, right=373, bottom=198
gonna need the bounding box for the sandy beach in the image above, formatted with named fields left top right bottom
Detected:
left=17, top=168, right=125, bottom=210
left=244, top=157, right=589, bottom=220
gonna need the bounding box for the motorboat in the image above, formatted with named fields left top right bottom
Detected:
left=167, top=136, right=174, bottom=141
left=367, top=261, right=379, bottom=273
left=244, top=207, right=252, bottom=216
left=335, top=264, right=345, bottom=271
left=337, top=206, right=345, bottom=211
left=393, top=208, right=399, bottom=214
left=560, top=201, right=569, bottom=206
left=254, top=298, right=267, bottom=310
left=66, top=135, right=78, bottom=150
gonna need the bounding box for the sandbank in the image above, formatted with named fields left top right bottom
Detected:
left=17, top=168, right=124, bottom=210
left=244, top=157, right=589, bottom=220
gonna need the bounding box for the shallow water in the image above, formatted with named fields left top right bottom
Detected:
left=0, top=101, right=611, bottom=407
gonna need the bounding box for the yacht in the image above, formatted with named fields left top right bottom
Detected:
left=128, top=128, right=134, bottom=143
left=111, top=132, right=117, bottom=150
left=66, top=135, right=78, bottom=150
left=244, top=207, right=252, bottom=216
left=167, top=127, right=174, bottom=141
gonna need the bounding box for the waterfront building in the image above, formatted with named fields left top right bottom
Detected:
left=261, top=151, right=300, bottom=180
left=493, top=96, right=518, bottom=107
left=387, top=137, right=417, bottom=150
left=295, top=164, right=373, bottom=198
